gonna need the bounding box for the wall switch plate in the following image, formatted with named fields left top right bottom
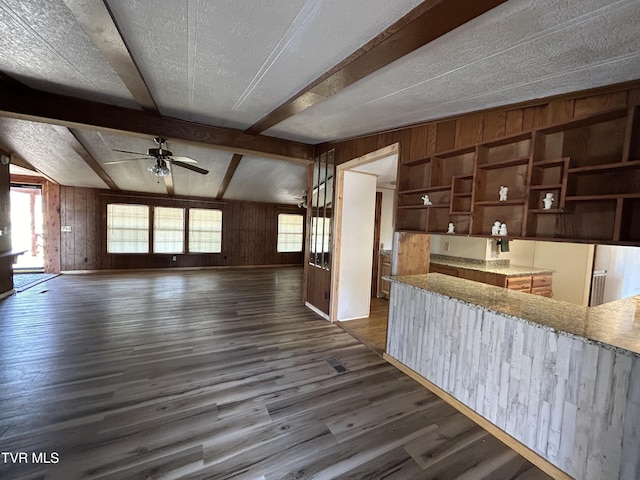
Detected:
left=444, top=241, right=451, bottom=252
left=172, top=255, right=177, bottom=261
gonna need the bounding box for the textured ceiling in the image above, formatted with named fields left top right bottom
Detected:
left=0, top=0, right=638, bottom=204
left=0, top=0, right=138, bottom=108
left=0, top=117, right=109, bottom=188
left=265, top=0, right=640, bottom=142
left=106, top=0, right=423, bottom=129
left=223, top=156, right=308, bottom=204
left=351, top=154, right=398, bottom=189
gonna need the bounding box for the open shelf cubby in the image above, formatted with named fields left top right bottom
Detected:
left=394, top=106, right=640, bottom=244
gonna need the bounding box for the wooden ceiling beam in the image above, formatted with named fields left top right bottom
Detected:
left=247, top=0, right=508, bottom=134
left=62, top=0, right=159, bottom=113
left=216, top=154, right=242, bottom=200
left=9, top=153, right=59, bottom=185
left=0, top=81, right=314, bottom=163
left=164, top=166, right=175, bottom=196
left=52, top=126, right=120, bottom=191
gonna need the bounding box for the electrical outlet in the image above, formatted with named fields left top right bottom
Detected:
left=172, top=255, right=177, bottom=261
left=444, top=241, right=451, bottom=252
left=61, top=226, right=72, bottom=233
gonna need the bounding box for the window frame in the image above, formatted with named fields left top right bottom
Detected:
left=188, top=208, right=223, bottom=253
left=106, top=203, right=151, bottom=254
left=277, top=212, right=305, bottom=253
left=153, top=206, right=186, bottom=254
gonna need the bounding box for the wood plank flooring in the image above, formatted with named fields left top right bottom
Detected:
left=336, top=298, right=389, bottom=354
left=0, top=267, right=552, bottom=480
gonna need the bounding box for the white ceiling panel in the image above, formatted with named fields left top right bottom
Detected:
left=0, top=118, right=108, bottom=188
left=265, top=0, right=640, bottom=143
left=106, top=0, right=422, bottom=129
left=223, top=156, right=308, bottom=204
left=0, top=0, right=139, bottom=108
left=351, top=154, right=397, bottom=189
left=168, top=143, right=232, bottom=198
left=72, top=129, right=167, bottom=195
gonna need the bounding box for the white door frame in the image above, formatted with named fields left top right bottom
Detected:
left=330, top=143, right=399, bottom=322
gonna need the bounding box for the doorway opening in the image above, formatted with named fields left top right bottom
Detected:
left=10, top=183, right=44, bottom=272
left=330, top=144, right=398, bottom=353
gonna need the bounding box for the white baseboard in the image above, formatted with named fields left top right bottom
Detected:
left=305, top=302, right=330, bottom=321
left=0, top=289, right=16, bottom=300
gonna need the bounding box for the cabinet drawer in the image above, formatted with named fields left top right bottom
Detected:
left=506, top=275, right=532, bottom=290
left=531, top=286, right=552, bottom=297
left=532, top=274, right=552, bottom=288
left=429, top=264, right=458, bottom=277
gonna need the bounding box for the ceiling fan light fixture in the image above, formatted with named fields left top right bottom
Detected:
left=148, top=161, right=170, bottom=177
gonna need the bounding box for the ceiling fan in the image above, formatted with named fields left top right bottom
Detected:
left=105, top=137, right=209, bottom=176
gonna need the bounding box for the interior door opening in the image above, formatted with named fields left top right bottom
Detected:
left=10, top=183, right=44, bottom=272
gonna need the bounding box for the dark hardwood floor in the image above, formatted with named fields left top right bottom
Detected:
left=0, top=268, right=552, bottom=479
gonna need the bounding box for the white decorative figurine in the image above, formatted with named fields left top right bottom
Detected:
left=421, top=194, right=432, bottom=205
left=499, top=223, right=508, bottom=236
left=499, top=185, right=508, bottom=202
left=543, top=192, right=555, bottom=210
left=491, top=221, right=501, bottom=236
left=447, top=222, right=455, bottom=234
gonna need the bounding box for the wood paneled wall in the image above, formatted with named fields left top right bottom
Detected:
left=58, top=187, right=304, bottom=271
left=0, top=152, right=11, bottom=294
left=317, top=81, right=640, bottom=166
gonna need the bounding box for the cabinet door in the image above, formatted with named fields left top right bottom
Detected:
left=380, top=255, right=391, bottom=298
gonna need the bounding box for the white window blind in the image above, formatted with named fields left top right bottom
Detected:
left=153, top=207, right=185, bottom=254
left=188, top=209, right=222, bottom=253
left=107, top=204, right=149, bottom=253
left=277, top=213, right=304, bottom=252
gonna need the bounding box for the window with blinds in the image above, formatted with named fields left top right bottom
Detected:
left=188, top=209, right=222, bottom=253
left=153, top=207, right=185, bottom=254
left=277, top=213, right=304, bottom=252
left=106, top=204, right=150, bottom=253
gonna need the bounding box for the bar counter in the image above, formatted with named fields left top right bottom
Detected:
left=385, top=273, right=640, bottom=480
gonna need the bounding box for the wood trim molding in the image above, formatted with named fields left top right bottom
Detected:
left=0, top=81, right=314, bottom=162
left=62, top=0, right=159, bottom=112
left=383, top=353, right=573, bottom=480
left=52, top=126, right=120, bottom=191
left=216, top=153, right=242, bottom=199
left=247, top=0, right=508, bottom=133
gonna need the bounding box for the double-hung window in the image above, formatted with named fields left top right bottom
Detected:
left=189, top=209, right=222, bottom=253
left=106, top=204, right=150, bottom=253
left=277, top=213, right=304, bottom=252
left=153, top=207, right=185, bottom=253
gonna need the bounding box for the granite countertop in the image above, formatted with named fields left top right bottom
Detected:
left=430, top=255, right=554, bottom=276
left=387, top=273, right=640, bottom=356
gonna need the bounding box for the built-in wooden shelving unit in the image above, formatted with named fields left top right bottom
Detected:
left=395, top=105, right=640, bottom=245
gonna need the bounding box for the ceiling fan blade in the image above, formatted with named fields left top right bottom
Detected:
left=113, top=148, right=148, bottom=155
left=172, top=160, right=209, bottom=175
left=170, top=155, right=198, bottom=163
left=104, top=157, right=150, bottom=165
